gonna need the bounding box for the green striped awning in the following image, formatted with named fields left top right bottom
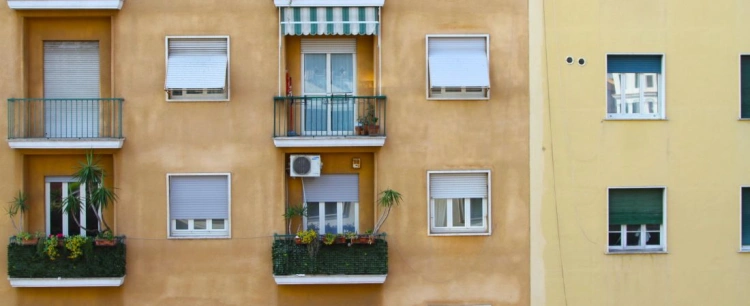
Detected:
left=281, top=7, right=379, bottom=36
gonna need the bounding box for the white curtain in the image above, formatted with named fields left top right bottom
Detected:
left=434, top=199, right=448, bottom=227
left=330, top=54, right=353, bottom=93
left=452, top=198, right=465, bottom=227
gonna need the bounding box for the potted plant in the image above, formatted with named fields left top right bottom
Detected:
left=296, top=229, right=317, bottom=245
left=6, top=191, right=34, bottom=245
left=336, top=233, right=347, bottom=244
left=345, top=231, right=357, bottom=245
left=372, top=188, right=403, bottom=235
left=362, top=103, right=380, bottom=136
left=283, top=204, right=307, bottom=235
left=95, top=229, right=117, bottom=246
left=323, top=233, right=337, bottom=245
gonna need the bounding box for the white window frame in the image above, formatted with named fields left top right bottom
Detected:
left=605, top=53, right=665, bottom=120
left=606, top=186, right=667, bottom=254
left=425, top=34, right=490, bottom=101
left=303, top=201, right=359, bottom=234
left=166, top=173, right=232, bottom=239
left=427, top=170, right=491, bottom=236
left=165, top=36, right=230, bottom=102
left=45, top=177, right=100, bottom=237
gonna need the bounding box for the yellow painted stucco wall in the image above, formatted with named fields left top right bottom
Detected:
left=0, top=0, right=528, bottom=305
left=535, top=1, right=750, bottom=305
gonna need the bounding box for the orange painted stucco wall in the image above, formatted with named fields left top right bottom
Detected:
left=0, top=0, right=529, bottom=305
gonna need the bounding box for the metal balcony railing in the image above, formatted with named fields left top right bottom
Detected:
left=7, top=98, right=124, bottom=140
left=273, top=96, right=386, bottom=137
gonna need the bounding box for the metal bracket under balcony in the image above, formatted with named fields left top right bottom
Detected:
left=273, top=96, right=386, bottom=148
left=7, top=98, right=124, bottom=149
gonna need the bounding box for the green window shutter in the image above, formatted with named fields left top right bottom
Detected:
left=741, top=56, right=750, bottom=118
left=609, top=188, right=664, bottom=225
left=742, top=188, right=750, bottom=246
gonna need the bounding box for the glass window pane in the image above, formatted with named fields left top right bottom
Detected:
left=452, top=199, right=466, bottom=227
left=306, top=202, right=320, bottom=232
left=606, top=73, right=620, bottom=114
left=341, top=202, right=355, bottom=233
left=609, top=232, right=622, bottom=246
left=620, top=73, right=640, bottom=114
left=643, top=73, right=660, bottom=114
left=303, top=54, right=326, bottom=94
left=176, top=219, right=188, bottom=230
left=212, top=219, right=225, bottom=230
left=331, top=96, right=354, bottom=132
left=194, top=219, right=206, bottom=230
left=434, top=199, right=448, bottom=227
left=304, top=97, right=327, bottom=132
left=645, top=231, right=660, bottom=245
left=324, top=202, right=338, bottom=234
left=330, top=54, right=353, bottom=93
left=626, top=232, right=640, bottom=246
left=626, top=224, right=641, bottom=231
left=645, top=224, right=660, bottom=231
left=49, top=182, right=64, bottom=235
left=470, top=198, right=483, bottom=226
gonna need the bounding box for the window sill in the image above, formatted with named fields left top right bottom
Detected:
left=8, top=276, right=125, bottom=287
left=738, top=247, right=750, bottom=253
left=427, top=97, right=490, bottom=101
left=166, top=99, right=230, bottom=103
left=604, top=117, right=667, bottom=121
left=428, top=232, right=490, bottom=237
left=606, top=249, right=667, bottom=255
left=273, top=274, right=387, bottom=285
left=167, top=235, right=231, bottom=240
left=737, top=118, right=750, bottom=121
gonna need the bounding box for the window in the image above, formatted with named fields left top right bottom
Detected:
left=46, top=177, right=99, bottom=236
left=301, top=39, right=356, bottom=135
left=428, top=171, right=490, bottom=235
left=606, top=55, right=664, bottom=119
left=168, top=174, right=230, bottom=238
left=741, top=55, right=750, bottom=118
left=302, top=174, right=359, bottom=234
left=165, top=36, right=229, bottom=101
left=741, top=188, right=750, bottom=250
left=608, top=188, right=665, bottom=252
left=426, top=35, right=490, bottom=100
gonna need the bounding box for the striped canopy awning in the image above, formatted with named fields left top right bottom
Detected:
left=281, top=7, right=379, bottom=36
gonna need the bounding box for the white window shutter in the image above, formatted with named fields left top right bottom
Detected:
left=169, top=175, right=229, bottom=220
left=430, top=172, right=488, bottom=199
left=301, top=38, right=356, bottom=53
left=428, top=37, right=490, bottom=88
left=165, top=38, right=228, bottom=90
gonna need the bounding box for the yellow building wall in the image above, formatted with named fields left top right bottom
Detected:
left=536, top=1, right=750, bottom=305
left=0, top=0, right=529, bottom=305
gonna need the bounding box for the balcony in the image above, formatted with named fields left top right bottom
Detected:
left=272, top=234, right=388, bottom=285
left=7, top=0, right=125, bottom=10
left=7, top=236, right=126, bottom=287
left=273, top=96, right=386, bottom=147
left=7, top=98, right=124, bottom=149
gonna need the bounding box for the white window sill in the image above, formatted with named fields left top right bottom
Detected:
left=428, top=231, right=490, bottom=237
left=427, top=97, right=490, bottom=101
left=604, top=117, right=667, bottom=121
left=7, top=138, right=124, bottom=149
left=737, top=118, right=750, bottom=121
left=606, top=249, right=667, bottom=255
left=273, top=274, right=387, bottom=285
left=8, top=276, right=125, bottom=287
left=166, top=99, right=230, bottom=103
left=738, top=247, right=750, bottom=253
left=167, top=235, right=230, bottom=240
left=7, top=0, right=124, bottom=10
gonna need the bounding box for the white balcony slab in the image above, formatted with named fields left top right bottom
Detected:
left=273, top=136, right=385, bottom=147
left=9, top=276, right=125, bottom=287
left=8, top=138, right=124, bottom=149
left=7, top=0, right=123, bottom=9
left=274, top=0, right=383, bottom=7
left=274, top=274, right=386, bottom=285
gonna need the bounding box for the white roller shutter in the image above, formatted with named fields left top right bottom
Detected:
left=301, top=38, right=356, bottom=53
left=169, top=175, right=230, bottom=220
left=430, top=172, right=488, bottom=199
left=304, top=174, right=359, bottom=202
left=43, top=41, right=100, bottom=138
left=428, top=36, right=490, bottom=88
left=165, top=38, right=228, bottom=89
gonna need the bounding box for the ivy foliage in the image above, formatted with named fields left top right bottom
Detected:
left=272, top=238, right=388, bottom=275
left=7, top=242, right=125, bottom=278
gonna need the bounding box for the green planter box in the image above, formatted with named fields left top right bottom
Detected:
left=7, top=239, right=126, bottom=279
left=272, top=236, right=388, bottom=277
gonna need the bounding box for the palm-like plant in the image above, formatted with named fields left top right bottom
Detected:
left=6, top=191, right=28, bottom=235
left=372, top=188, right=403, bottom=235
left=62, top=151, right=117, bottom=235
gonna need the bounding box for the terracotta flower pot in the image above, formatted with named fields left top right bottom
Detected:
left=95, top=239, right=117, bottom=247
left=20, top=238, right=38, bottom=246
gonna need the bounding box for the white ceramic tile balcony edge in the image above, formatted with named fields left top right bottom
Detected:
left=274, top=136, right=385, bottom=147
left=8, top=139, right=124, bottom=149
left=8, top=276, right=125, bottom=287
left=274, top=274, right=387, bottom=285
left=7, top=0, right=124, bottom=10
left=273, top=0, right=383, bottom=7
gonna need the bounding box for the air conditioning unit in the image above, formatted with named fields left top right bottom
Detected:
left=290, top=155, right=321, bottom=177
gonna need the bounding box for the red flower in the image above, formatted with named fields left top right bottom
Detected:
left=56, top=233, right=63, bottom=238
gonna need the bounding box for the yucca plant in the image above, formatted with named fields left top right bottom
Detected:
left=6, top=190, right=28, bottom=235
left=372, top=188, right=403, bottom=235
left=62, top=151, right=117, bottom=235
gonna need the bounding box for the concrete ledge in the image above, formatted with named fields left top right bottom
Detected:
left=273, top=136, right=385, bottom=147
left=8, top=138, right=124, bottom=149
left=273, top=274, right=387, bottom=285
left=8, top=276, right=125, bottom=287
left=7, top=0, right=123, bottom=9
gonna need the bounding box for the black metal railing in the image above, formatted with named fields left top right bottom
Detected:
left=7, top=98, right=124, bottom=140
left=273, top=95, right=386, bottom=137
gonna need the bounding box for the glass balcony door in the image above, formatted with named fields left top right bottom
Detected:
left=302, top=53, right=355, bottom=135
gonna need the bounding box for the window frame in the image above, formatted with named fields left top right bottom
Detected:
left=605, top=53, right=666, bottom=120
left=606, top=186, right=667, bottom=254
left=739, top=54, right=750, bottom=120
left=166, top=173, right=232, bottom=239
left=164, top=35, right=231, bottom=102
left=45, top=176, right=100, bottom=237
left=303, top=201, right=360, bottom=234
left=740, top=186, right=750, bottom=252
left=425, top=34, right=491, bottom=101
left=426, top=170, right=491, bottom=236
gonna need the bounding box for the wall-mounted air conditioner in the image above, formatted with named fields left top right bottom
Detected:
left=290, top=155, right=321, bottom=177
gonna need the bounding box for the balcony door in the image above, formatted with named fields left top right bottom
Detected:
left=43, top=41, right=100, bottom=138
left=45, top=177, right=99, bottom=237
left=301, top=39, right=356, bottom=135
